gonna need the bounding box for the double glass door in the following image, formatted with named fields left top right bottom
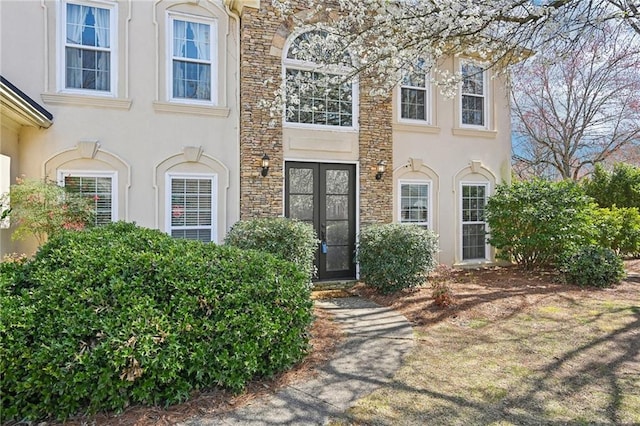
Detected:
left=285, top=162, right=356, bottom=280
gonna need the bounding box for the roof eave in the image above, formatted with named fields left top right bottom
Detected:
left=0, top=76, right=53, bottom=129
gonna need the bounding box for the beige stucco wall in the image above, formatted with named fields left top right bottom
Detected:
left=1, top=0, right=240, bottom=254
left=392, top=57, right=512, bottom=265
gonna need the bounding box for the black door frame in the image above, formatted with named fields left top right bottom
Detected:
left=284, top=161, right=357, bottom=281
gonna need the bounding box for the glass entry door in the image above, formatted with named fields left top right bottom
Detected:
left=285, top=162, right=356, bottom=280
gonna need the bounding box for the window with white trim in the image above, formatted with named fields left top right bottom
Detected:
left=461, top=183, right=488, bottom=260
left=400, top=61, right=430, bottom=123
left=399, top=180, right=431, bottom=228
left=284, top=30, right=355, bottom=128
left=59, top=171, right=117, bottom=226
left=168, top=13, right=216, bottom=103
left=460, top=62, right=487, bottom=127
left=167, top=174, right=216, bottom=242
left=62, top=1, right=116, bottom=94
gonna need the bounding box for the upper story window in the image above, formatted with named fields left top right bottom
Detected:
left=460, top=62, right=487, bottom=127
left=400, top=61, right=431, bottom=123
left=168, top=13, right=216, bottom=104
left=284, top=30, right=356, bottom=129
left=63, top=1, right=116, bottom=94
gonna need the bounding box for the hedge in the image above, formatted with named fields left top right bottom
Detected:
left=0, top=222, right=313, bottom=421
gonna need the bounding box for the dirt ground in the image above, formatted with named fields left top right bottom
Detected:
left=58, top=260, right=640, bottom=425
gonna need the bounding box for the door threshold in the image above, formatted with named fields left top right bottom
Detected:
left=312, top=279, right=357, bottom=291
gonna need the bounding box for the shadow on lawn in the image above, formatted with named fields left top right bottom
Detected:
left=348, top=267, right=640, bottom=424
left=330, top=306, right=639, bottom=425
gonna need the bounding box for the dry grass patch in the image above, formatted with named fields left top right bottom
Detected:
left=333, top=263, right=640, bottom=425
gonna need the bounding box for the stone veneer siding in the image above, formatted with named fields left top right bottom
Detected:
left=239, top=4, right=284, bottom=218
left=239, top=3, right=393, bottom=225
left=358, top=75, right=393, bottom=226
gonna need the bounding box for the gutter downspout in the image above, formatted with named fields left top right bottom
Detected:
left=224, top=2, right=241, bottom=228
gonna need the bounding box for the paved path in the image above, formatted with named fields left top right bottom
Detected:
left=181, top=297, right=415, bottom=425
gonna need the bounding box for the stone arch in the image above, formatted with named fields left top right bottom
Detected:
left=269, top=9, right=341, bottom=58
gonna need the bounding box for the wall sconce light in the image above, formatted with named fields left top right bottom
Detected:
left=375, top=160, right=386, bottom=180
left=261, top=153, right=270, bottom=177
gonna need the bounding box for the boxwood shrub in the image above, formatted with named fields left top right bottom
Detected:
left=224, top=217, right=319, bottom=281
left=356, top=223, right=438, bottom=294
left=0, top=222, right=313, bottom=421
left=561, top=245, right=626, bottom=288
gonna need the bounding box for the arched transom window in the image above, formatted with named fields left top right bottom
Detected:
left=284, top=30, right=356, bottom=128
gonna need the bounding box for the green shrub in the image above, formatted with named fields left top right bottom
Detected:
left=593, top=206, right=640, bottom=257
left=485, top=179, right=597, bottom=268
left=356, top=223, right=438, bottom=294
left=6, top=177, right=95, bottom=245
left=583, top=163, right=640, bottom=209
left=561, top=245, right=625, bottom=288
left=225, top=217, right=319, bottom=281
left=0, top=222, right=313, bottom=421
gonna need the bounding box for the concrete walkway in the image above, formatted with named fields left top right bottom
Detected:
left=181, top=297, right=415, bottom=425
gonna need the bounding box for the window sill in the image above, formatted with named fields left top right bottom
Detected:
left=153, top=101, right=230, bottom=117
left=42, top=93, right=132, bottom=110
left=393, top=122, right=441, bottom=134
left=453, top=259, right=496, bottom=268
left=452, top=127, right=497, bottom=139
left=283, top=122, right=358, bottom=133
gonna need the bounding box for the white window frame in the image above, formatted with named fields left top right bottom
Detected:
left=460, top=61, right=489, bottom=129
left=398, top=179, right=432, bottom=229
left=165, top=172, right=217, bottom=243
left=166, top=11, right=217, bottom=106
left=398, top=65, right=431, bottom=125
left=283, top=30, right=359, bottom=131
left=57, top=0, right=118, bottom=97
left=460, top=182, right=490, bottom=261
left=57, top=170, right=118, bottom=225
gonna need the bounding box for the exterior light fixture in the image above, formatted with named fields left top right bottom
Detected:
left=261, top=153, right=270, bottom=177
left=375, top=160, right=386, bottom=180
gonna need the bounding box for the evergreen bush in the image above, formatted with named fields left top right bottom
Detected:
left=583, top=163, right=640, bottom=209
left=561, top=245, right=625, bottom=288
left=224, top=217, right=319, bottom=280
left=356, top=223, right=438, bottom=294
left=485, top=179, right=597, bottom=268
left=0, top=222, right=313, bottom=421
left=593, top=206, right=640, bottom=257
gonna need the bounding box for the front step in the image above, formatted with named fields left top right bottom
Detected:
left=312, top=279, right=357, bottom=291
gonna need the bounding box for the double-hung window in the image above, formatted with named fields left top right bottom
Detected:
left=399, top=181, right=431, bottom=228
left=167, top=174, right=216, bottom=242
left=59, top=171, right=117, bottom=226
left=461, top=183, right=488, bottom=260
left=284, top=30, right=355, bottom=128
left=400, top=62, right=430, bottom=123
left=168, top=14, right=216, bottom=103
left=461, top=62, right=487, bottom=127
left=63, top=1, right=116, bottom=93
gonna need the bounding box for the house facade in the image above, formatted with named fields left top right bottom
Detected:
left=1, top=0, right=512, bottom=279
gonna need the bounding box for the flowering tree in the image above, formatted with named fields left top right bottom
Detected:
left=511, top=23, right=640, bottom=180
left=270, top=0, right=640, bottom=96
left=6, top=177, right=95, bottom=245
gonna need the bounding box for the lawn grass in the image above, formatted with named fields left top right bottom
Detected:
left=330, top=265, right=640, bottom=425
